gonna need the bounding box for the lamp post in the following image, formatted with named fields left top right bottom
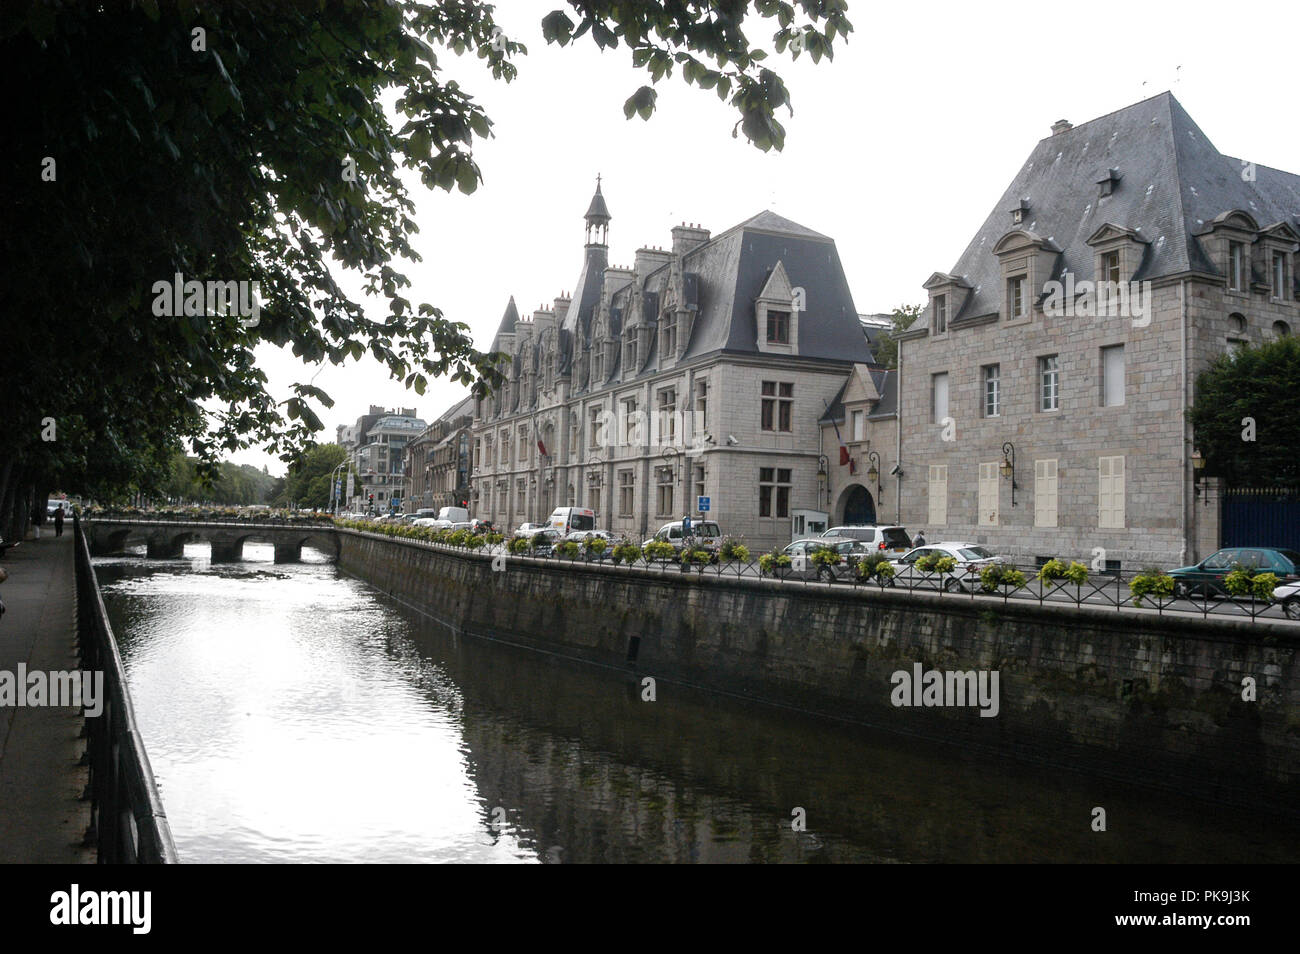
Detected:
left=866, top=450, right=882, bottom=506
left=1191, top=448, right=1206, bottom=506
left=816, top=454, right=828, bottom=509
left=1000, top=441, right=1018, bottom=507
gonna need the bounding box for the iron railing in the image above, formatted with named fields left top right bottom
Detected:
left=73, top=514, right=178, bottom=863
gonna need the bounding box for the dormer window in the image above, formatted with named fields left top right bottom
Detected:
left=661, top=314, right=677, bottom=360
left=1229, top=242, right=1245, bottom=291
left=932, top=295, right=947, bottom=334
left=1008, top=275, right=1027, bottom=318
left=1101, top=250, right=1121, bottom=285
left=767, top=310, right=790, bottom=344
left=1010, top=199, right=1030, bottom=225
left=1097, top=168, right=1121, bottom=198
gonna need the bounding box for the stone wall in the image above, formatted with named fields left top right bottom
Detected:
left=338, top=529, right=1300, bottom=816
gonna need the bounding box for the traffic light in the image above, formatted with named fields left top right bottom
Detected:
left=368, top=493, right=374, bottom=504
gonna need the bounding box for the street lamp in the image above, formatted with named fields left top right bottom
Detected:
left=816, top=454, right=829, bottom=508
left=866, top=450, right=882, bottom=504
left=1191, top=448, right=1206, bottom=506
left=1000, top=441, right=1018, bottom=506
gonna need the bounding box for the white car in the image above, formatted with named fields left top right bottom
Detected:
left=822, top=525, right=913, bottom=554
left=516, top=522, right=550, bottom=536
left=413, top=517, right=452, bottom=528
left=891, top=542, right=1005, bottom=593
left=1273, top=579, right=1300, bottom=620
left=564, top=529, right=612, bottom=543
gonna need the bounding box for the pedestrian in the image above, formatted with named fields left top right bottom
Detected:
left=912, top=529, right=926, bottom=547
left=682, top=511, right=693, bottom=545
left=54, top=505, right=65, bottom=538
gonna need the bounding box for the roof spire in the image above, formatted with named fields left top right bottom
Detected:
left=585, top=175, right=611, bottom=247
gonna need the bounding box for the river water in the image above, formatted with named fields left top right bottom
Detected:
left=95, top=543, right=1298, bottom=864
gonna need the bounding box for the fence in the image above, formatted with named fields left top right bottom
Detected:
left=73, top=514, right=178, bottom=863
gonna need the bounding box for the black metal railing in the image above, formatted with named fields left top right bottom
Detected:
left=74, top=515, right=178, bottom=863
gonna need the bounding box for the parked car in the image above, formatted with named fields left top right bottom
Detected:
left=1168, top=547, right=1300, bottom=599
left=525, top=527, right=563, bottom=555
left=548, top=507, right=597, bottom=535
left=822, top=525, right=913, bottom=554
left=891, top=542, right=1005, bottom=593
left=413, top=509, right=438, bottom=520
left=782, top=537, right=865, bottom=582
left=1272, top=579, right=1300, bottom=619
left=412, top=517, right=450, bottom=528
left=516, top=522, right=550, bottom=536
left=564, top=529, right=612, bottom=543
left=642, top=520, right=722, bottom=552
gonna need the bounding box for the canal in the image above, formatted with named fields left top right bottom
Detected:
left=95, top=543, right=1299, bottom=863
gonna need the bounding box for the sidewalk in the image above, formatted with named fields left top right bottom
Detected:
left=0, top=530, right=93, bottom=863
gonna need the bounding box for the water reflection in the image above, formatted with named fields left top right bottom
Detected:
left=97, top=544, right=1299, bottom=863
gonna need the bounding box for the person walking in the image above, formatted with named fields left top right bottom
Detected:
left=912, top=529, right=926, bottom=547
left=54, top=505, right=66, bottom=538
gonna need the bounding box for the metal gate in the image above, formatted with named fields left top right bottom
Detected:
left=1221, top=487, right=1300, bottom=549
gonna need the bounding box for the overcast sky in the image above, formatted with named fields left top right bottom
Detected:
left=233, top=0, right=1299, bottom=475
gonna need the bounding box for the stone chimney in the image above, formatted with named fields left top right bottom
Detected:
left=532, top=307, right=555, bottom=331
left=634, top=246, right=673, bottom=282
left=552, top=294, right=571, bottom=325
left=1051, top=118, right=1072, bottom=136
left=671, top=222, right=710, bottom=257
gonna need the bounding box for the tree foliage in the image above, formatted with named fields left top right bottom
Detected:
left=161, top=453, right=277, bottom=505
left=0, top=1, right=848, bottom=538
left=872, top=303, right=922, bottom=369
left=277, top=444, right=350, bottom=510
left=1189, top=336, right=1300, bottom=486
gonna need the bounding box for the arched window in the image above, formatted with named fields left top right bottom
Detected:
left=1229, top=313, right=1246, bottom=335
left=1273, top=320, right=1291, bottom=338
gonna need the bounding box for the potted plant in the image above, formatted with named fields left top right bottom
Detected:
left=583, top=536, right=609, bottom=559
left=1129, top=567, right=1175, bottom=607
left=758, top=549, right=792, bottom=578
left=979, top=563, right=1027, bottom=594
left=855, top=552, right=895, bottom=584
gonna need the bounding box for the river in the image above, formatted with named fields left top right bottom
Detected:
left=94, top=543, right=1299, bottom=863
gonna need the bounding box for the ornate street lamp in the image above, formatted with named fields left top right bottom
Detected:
left=866, top=450, right=882, bottom=504
left=1191, top=448, right=1207, bottom=506
left=816, top=454, right=829, bottom=507
left=1000, top=441, right=1018, bottom=506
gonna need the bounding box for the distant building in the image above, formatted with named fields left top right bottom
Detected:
left=341, top=406, right=424, bottom=511
left=404, top=396, right=474, bottom=513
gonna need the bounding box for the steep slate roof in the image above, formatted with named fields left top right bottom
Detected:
left=490, top=297, right=520, bottom=351
left=944, top=92, right=1300, bottom=320
left=435, top=395, right=473, bottom=424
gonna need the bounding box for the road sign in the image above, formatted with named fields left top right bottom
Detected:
left=697, top=496, right=710, bottom=512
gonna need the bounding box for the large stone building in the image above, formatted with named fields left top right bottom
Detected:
left=404, top=396, right=473, bottom=513
left=884, top=93, right=1299, bottom=569
left=340, top=406, right=425, bottom=512
left=471, top=182, right=876, bottom=551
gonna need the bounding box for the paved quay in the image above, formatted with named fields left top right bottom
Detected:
left=0, top=531, right=93, bottom=863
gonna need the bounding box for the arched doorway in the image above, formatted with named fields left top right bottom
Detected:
left=838, top=484, right=876, bottom=525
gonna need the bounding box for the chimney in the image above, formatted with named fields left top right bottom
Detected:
left=671, top=222, right=710, bottom=257
left=553, top=293, right=571, bottom=324
left=1051, top=119, right=1072, bottom=136
left=634, top=246, right=673, bottom=282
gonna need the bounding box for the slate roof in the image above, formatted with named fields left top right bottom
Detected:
left=942, top=92, right=1300, bottom=320
left=490, top=297, right=520, bottom=351
left=818, top=369, right=896, bottom=423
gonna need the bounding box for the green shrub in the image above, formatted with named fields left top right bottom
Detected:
left=1129, top=567, right=1175, bottom=606
left=758, top=550, right=793, bottom=575
left=643, top=540, right=677, bottom=561
left=915, top=553, right=957, bottom=574
left=508, top=536, right=531, bottom=555
left=979, top=563, right=1027, bottom=593
left=463, top=534, right=485, bottom=550
left=719, top=536, right=750, bottom=562
left=559, top=540, right=581, bottom=559
left=611, top=540, right=643, bottom=565
left=485, top=532, right=505, bottom=545
left=584, top=536, right=609, bottom=556
left=809, top=546, right=843, bottom=568
left=1037, top=558, right=1089, bottom=586
left=1224, top=567, right=1278, bottom=600
left=680, top=546, right=711, bottom=566
left=855, top=552, right=895, bottom=581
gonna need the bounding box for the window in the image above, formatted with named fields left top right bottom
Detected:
left=619, top=397, right=638, bottom=446
left=694, top=380, right=708, bottom=436
left=761, top=381, right=794, bottom=432
left=694, top=465, right=705, bottom=504
left=588, top=407, right=603, bottom=450
left=933, top=295, right=947, bottom=334
left=767, top=310, right=790, bottom=344
left=1101, top=345, right=1125, bottom=407
left=1274, top=320, right=1291, bottom=338
left=1038, top=355, right=1060, bottom=411
left=661, top=315, right=677, bottom=360
left=928, top=464, right=947, bottom=526
left=656, top=468, right=673, bottom=516
left=516, top=479, right=526, bottom=515
left=1229, top=242, right=1245, bottom=291
left=982, top=364, right=1000, bottom=417
left=1274, top=251, right=1289, bottom=300
left=931, top=373, right=949, bottom=424
left=590, top=485, right=601, bottom=514
left=1034, top=459, right=1058, bottom=528
left=1101, top=250, right=1121, bottom=285
left=978, top=462, right=999, bottom=526
left=657, top=388, right=677, bottom=445
left=851, top=409, right=864, bottom=442
left=1098, top=456, right=1125, bottom=529
left=1008, top=275, right=1027, bottom=318
left=759, top=467, right=792, bottom=518
left=618, top=470, right=634, bottom=516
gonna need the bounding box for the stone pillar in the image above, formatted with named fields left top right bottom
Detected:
left=273, top=542, right=302, bottom=564
left=146, top=536, right=185, bottom=559
left=209, top=540, right=243, bottom=562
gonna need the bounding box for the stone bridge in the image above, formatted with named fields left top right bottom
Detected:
left=84, top=518, right=340, bottom=562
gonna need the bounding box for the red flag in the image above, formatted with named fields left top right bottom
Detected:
left=537, top=439, right=548, bottom=457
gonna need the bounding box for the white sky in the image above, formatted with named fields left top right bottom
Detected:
left=234, top=0, right=1299, bottom=475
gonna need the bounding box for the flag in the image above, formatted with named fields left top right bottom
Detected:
left=537, top=438, right=548, bottom=457
left=830, top=417, right=850, bottom=466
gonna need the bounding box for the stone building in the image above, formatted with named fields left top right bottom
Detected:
left=471, top=181, right=876, bottom=552
left=346, top=408, right=425, bottom=512
left=404, top=396, right=473, bottom=512
left=889, top=93, right=1300, bottom=568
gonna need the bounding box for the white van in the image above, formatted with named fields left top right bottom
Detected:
left=548, top=507, right=596, bottom=535
left=436, top=506, right=470, bottom=523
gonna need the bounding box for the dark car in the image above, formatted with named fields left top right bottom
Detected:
left=1168, top=547, right=1300, bottom=598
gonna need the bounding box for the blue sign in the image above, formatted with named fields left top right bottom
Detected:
left=697, top=496, right=710, bottom=512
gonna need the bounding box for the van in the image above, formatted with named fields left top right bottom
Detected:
left=643, top=520, right=722, bottom=551
left=822, top=525, right=912, bottom=554
left=436, top=506, right=470, bottom=523
left=548, top=507, right=596, bottom=535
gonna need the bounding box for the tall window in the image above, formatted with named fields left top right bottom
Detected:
left=1098, top=456, right=1125, bottom=529
left=1229, top=241, right=1245, bottom=291
left=1101, top=250, right=1121, bottom=285
left=982, top=364, right=1000, bottom=417
left=767, top=310, right=790, bottom=344
left=927, top=464, right=947, bottom=526
left=761, top=381, right=794, bottom=432
left=851, top=409, right=864, bottom=442
left=932, top=295, right=947, bottom=334
left=661, top=315, right=677, bottom=360
left=618, top=470, right=634, bottom=516
left=759, top=467, right=792, bottom=518
left=931, top=372, right=949, bottom=424
left=656, top=468, right=674, bottom=516
left=1275, top=251, right=1289, bottom=300
left=590, top=485, right=601, bottom=515
left=694, top=380, right=708, bottom=437
left=1008, top=275, right=1027, bottom=318
left=1034, top=459, right=1058, bottom=528
left=516, top=478, right=526, bottom=515
left=694, top=465, right=705, bottom=505
left=588, top=407, right=603, bottom=450
left=657, top=388, right=677, bottom=445
left=1101, top=345, right=1125, bottom=407
left=619, top=397, right=638, bottom=446
left=1038, top=355, right=1060, bottom=411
